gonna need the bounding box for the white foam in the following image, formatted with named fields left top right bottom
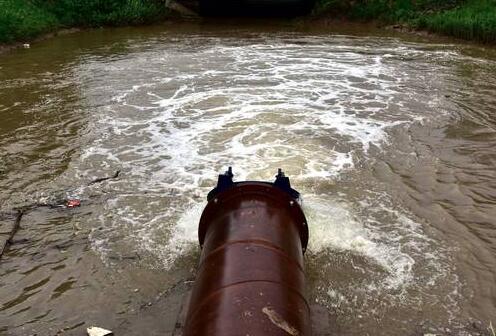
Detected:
left=304, top=195, right=420, bottom=291
left=78, top=36, right=425, bottom=195
left=156, top=202, right=205, bottom=265
left=71, top=34, right=460, bottom=314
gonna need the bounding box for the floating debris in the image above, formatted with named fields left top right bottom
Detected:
left=0, top=210, right=24, bottom=259
left=66, top=199, right=81, bottom=208
left=88, top=170, right=120, bottom=185
left=262, top=307, right=300, bottom=336
left=87, top=326, right=113, bottom=336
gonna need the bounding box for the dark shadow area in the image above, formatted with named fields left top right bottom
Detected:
left=198, top=0, right=315, bottom=17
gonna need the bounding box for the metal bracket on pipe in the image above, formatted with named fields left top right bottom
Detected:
left=207, top=167, right=300, bottom=201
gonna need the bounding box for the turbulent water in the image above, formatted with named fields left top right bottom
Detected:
left=1, top=22, right=496, bottom=335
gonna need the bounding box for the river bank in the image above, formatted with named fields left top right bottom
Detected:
left=314, top=0, right=496, bottom=43
left=1, top=1, right=496, bottom=48
left=0, top=28, right=83, bottom=55
left=0, top=0, right=170, bottom=45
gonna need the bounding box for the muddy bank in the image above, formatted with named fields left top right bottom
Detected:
left=3, top=13, right=493, bottom=56
left=0, top=28, right=81, bottom=55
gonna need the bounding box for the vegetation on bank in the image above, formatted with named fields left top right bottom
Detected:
left=315, top=0, right=496, bottom=43
left=1, top=0, right=496, bottom=44
left=0, top=0, right=169, bottom=44
left=417, top=0, right=496, bottom=43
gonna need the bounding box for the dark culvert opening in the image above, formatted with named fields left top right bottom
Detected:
left=198, top=0, right=316, bottom=17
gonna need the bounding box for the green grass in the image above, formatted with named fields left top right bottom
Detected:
left=315, top=0, right=496, bottom=43
left=0, top=0, right=169, bottom=44
left=417, top=0, right=496, bottom=43
left=1, top=0, right=496, bottom=44
left=0, top=0, right=58, bottom=43
left=314, top=0, right=462, bottom=21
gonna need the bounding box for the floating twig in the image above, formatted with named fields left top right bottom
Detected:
left=0, top=169, right=121, bottom=259
left=88, top=170, right=120, bottom=186
left=0, top=210, right=24, bottom=259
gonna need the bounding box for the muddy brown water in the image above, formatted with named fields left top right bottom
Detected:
left=1, top=20, right=496, bottom=336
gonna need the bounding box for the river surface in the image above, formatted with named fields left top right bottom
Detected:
left=1, top=21, right=496, bottom=336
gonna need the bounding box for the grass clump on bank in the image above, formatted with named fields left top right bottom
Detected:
left=0, top=0, right=58, bottom=43
left=315, top=0, right=496, bottom=43
left=417, top=0, right=496, bottom=43
left=0, top=0, right=169, bottom=44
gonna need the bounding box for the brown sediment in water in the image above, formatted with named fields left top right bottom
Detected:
left=1, top=12, right=487, bottom=56
left=1, top=21, right=496, bottom=335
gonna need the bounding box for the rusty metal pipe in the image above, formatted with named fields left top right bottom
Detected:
left=183, top=169, right=310, bottom=336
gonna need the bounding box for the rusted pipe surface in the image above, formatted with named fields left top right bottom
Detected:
left=183, top=182, right=310, bottom=336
